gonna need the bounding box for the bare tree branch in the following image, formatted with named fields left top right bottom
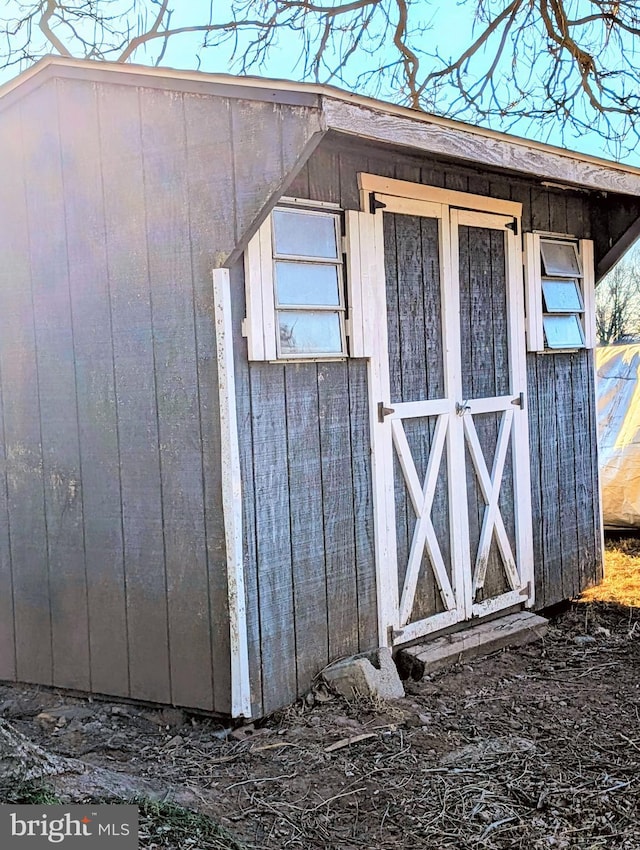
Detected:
left=39, top=0, right=72, bottom=57
left=393, top=0, right=420, bottom=108
left=4, top=0, right=640, bottom=158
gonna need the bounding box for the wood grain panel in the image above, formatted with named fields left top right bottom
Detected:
left=0, top=358, right=13, bottom=680
left=549, top=190, right=568, bottom=234
left=555, top=355, right=580, bottom=599
left=185, top=91, right=232, bottom=713
left=445, top=171, right=468, bottom=193
left=420, top=215, right=450, bottom=615
left=383, top=215, right=410, bottom=592
left=536, top=355, right=564, bottom=606
left=284, top=364, right=329, bottom=691
left=338, top=151, right=362, bottom=209
left=281, top=106, right=325, bottom=202
left=231, top=100, right=284, bottom=243
left=531, top=188, right=551, bottom=232
left=0, top=103, right=36, bottom=683
left=396, top=213, right=439, bottom=620
left=566, top=193, right=587, bottom=238
left=57, top=77, right=129, bottom=697
left=0, top=158, right=15, bottom=679
left=318, top=361, right=359, bottom=660
left=98, top=82, right=170, bottom=704
left=140, top=87, right=213, bottom=710
left=284, top=160, right=310, bottom=200
left=460, top=225, right=486, bottom=583
left=570, top=356, right=592, bottom=592
left=23, top=81, right=89, bottom=691
left=308, top=146, right=341, bottom=204
left=510, top=183, right=532, bottom=232
left=348, top=361, right=378, bottom=651
left=250, top=363, right=297, bottom=713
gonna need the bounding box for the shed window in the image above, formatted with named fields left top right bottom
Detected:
left=524, top=234, right=595, bottom=352
left=543, top=314, right=585, bottom=349
left=540, top=240, right=581, bottom=277
left=244, top=204, right=347, bottom=360
left=541, top=279, right=584, bottom=313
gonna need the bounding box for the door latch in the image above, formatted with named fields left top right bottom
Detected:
left=511, top=392, right=525, bottom=409
left=456, top=400, right=471, bottom=416
left=378, top=402, right=395, bottom=422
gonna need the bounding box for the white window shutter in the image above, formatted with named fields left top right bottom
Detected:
left=580, top=238, right=596, bottom=349
left=345, top=209, right=385, bottom=358
left=243, top=217, right=276, bottom=361
left=523, top=232, right=544, bottom=352
left=345, top=210, right=367, bottom=357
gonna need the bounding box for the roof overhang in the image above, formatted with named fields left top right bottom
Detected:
left=4, top=56, right=640, bottom=198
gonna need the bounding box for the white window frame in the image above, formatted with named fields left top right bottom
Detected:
left=524, top=233, right=596, bottom=352
left=243, top=202, right=350, bottom=361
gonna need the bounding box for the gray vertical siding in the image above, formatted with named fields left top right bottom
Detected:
left=289, top=136, right=603, bottom=612
left=0, top=75, right=323, bottom=712
left=58, top=79, right=130, bottom=699
left=231, top=136, right=605, bottom=715
left=232, top=329, right=377, bottom=718
left=24, top=80, right=90, bottom=693
left=0, top=101, right=46, bottom=686
left=526, top=185, right=603, bottom=606
left=231, top=253, right=376, bottom=717
left=0, top=72, right=611, bottom=719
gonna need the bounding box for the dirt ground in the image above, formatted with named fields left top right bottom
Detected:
left=1, top=540, right=640, bottom=849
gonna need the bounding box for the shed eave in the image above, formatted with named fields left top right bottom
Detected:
left=320, top=98, right=640, bottom=198
left=5, top=55, right=640, bottom=198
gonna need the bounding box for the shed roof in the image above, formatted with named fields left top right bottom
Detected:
left=3, top=55, right=640, bottom=198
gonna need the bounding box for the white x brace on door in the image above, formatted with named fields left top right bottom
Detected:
left=347, top=177, right=534, bottom=648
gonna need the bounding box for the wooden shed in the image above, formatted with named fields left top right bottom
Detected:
left=0, top=57, right=638, bottom=719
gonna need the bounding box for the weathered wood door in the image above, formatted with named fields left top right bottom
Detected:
left=366, top=193, right=533, bottom=647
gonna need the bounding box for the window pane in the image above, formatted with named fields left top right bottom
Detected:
left=540, top=240, right=581, bottom=277
left=278, top=311, right=343, bottom=355
left=273, top=209, right=339, bottom=258
left=542, top=279, right=583, bottom=312
left=275, top=261, right=340, bottom=306
left=543, top=314, right=585, bottom=349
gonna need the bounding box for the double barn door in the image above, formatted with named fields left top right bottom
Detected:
left=361, top=183, right=534, bottom=646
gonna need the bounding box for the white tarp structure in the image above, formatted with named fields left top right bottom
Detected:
left=597, top=344, right=640, bottom=529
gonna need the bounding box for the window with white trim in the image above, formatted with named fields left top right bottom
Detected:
left=524, top=234, right=596, bottom=352
left=244, top=203, right=348, bottom=360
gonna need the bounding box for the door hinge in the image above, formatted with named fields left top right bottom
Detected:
left=511, top=392, right=525, bottom=410
left=369, top=193, right=387, bottom=215
left=506, top=218, right=518, bottom=235
left=378, top=401, right=395, bottom=422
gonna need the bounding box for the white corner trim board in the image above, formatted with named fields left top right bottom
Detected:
left=213, top=268, right=252, bottom=718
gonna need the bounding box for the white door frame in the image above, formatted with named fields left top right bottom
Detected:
left=356, top=175, right=534, bottom=648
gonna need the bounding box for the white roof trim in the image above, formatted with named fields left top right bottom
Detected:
left=4, top=55, right=640, bottom=194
